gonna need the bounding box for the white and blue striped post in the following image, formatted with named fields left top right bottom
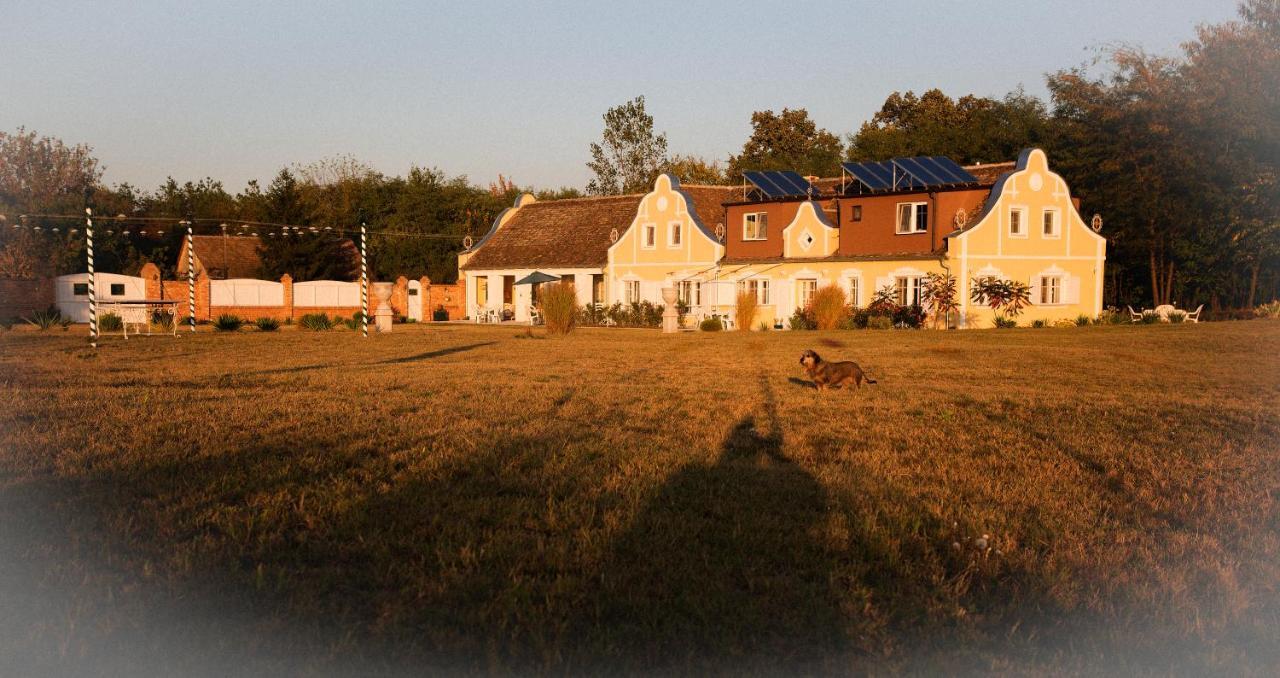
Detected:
left=185, top=220, right=196, bottom=332
left=360, top=219, right=369, bottom=338
left=85, top=208, right=97, bottom=349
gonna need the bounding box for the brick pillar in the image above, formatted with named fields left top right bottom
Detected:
left=281, top=274, right=293, bottom=321
left=197, top=273, right=212, bottom=321
left=420, top=275, right=432, bottom=320
left=392, top=276, right=408, bottom=318
left=140, top=262, right=162, bottom=299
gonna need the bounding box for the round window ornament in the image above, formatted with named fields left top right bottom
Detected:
left=462, top=235, right=474, bottom=250
left=656, top=196, right=668, bottom=212
left=1029, top=172, right=1044, bottom=191
left=953, top=208, right=967, bottom=227
left=714, top=222, right=726, bottom=242
left=609, top=228, right=619, bottom=243
left=1091, top=214, right=1103, bottom=233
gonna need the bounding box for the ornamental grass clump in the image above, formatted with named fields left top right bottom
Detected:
left=299, top=313, right=335, bottom=331
left=734, top=290, right=758, bottom=332
left=809, top=285, right=848, bottom=330
left=541, top=282, right=578, bottom=335
left=255, top=317, right=281, bottom=332
left=99, top=312, right=124, bottom=332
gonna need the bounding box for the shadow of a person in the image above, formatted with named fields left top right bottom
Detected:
left=572, top=377, right=845, bottom=673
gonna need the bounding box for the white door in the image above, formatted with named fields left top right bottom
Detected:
left=407, top=280, right=423, bottom=321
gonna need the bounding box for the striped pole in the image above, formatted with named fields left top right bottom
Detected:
left=85, top=208, right=97, bottom=350
left=186, top=221, right=196, bottom=332
left=360, top=219, right=369, bottom=338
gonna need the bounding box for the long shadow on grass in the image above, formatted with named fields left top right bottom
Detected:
left=567, top=376, right=845, bottom=673
left=240, top=341, right=496, bottom=376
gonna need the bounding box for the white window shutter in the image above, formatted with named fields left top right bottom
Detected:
left=1065, top=277, right=1081, bottom=305
left=1029, top=277, right=1041, bottom=305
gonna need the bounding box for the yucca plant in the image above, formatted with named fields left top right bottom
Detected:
left=24, top=308, right=63, bottom=331
left=343, top=312, right=366, bottom=331
left=299, top=313, right=334, bottom=331
left=1075, top=314, right=1092, bottom=326
left=213, top=314, right=244, bottom=332
left=541, top=282, right=578, bottom=335
left=99, top=312, right=124, bottom=332
left=255, top=317, right=281, bottom=332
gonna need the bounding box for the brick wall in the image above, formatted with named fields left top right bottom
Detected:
left=0, top=278, right=54, bottom=320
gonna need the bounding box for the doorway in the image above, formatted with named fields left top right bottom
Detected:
left=407, top=279, right=423, bottom=321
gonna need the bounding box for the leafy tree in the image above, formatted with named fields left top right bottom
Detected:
left=921, top=272, right=959, bottom=329
left=847, top=89, right=1050, bottom=165
left=728, top=109, right=843, bottom=178
left=664, top=154, right=729, bottom=185
left=586, top=96, right=669, bottom=195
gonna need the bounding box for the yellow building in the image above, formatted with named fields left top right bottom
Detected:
left=459, top=149, right=1104, bottom=328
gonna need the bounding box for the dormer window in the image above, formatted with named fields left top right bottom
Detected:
left=743, top=212, right=768, bottom=241
left=1042, top=209, right=1060, bottom=238
left=1010, top=207, right=1027, bottom=237
left=643, top=224, right=657, bottom=249
left=896, top=202, right=928, bottom=234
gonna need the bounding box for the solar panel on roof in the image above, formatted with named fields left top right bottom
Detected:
left=893, top=157, right=948, bottom=186
left=744, top=170, right=819, bottom=198
left=842, top=162, right=890, bottom=192
left=926, top=156, right=979, bottom=184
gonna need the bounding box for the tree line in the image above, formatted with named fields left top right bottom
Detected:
left=1, top=1, right=1275, bottom=308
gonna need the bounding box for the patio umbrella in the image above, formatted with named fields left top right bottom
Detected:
left=513, top=271, right=560, bottom=285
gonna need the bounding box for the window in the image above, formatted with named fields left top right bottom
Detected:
left=669, top=222, right=682, bottom=248
left=895, top=276, right=926, bottom=306
left=851, top=205, right=863, bottom=222
left=477, top=277, right=489, bottom=307
left=737, top=278, right=770, bottom=305
left=110, top=283, right=125, bottom=296
left=743, top=212, right=768, bottom=240
left=848, top=277, right=860, bottom=307
left=73, top=283, right=88, bottom=296
left=408, top=287, right=418, bottom=296
left=643, top=224, right=657, bottom=249
left=896, top=202, right=928, bottom=234
left=797, top=279, right=818, bottom=308
left=625, top=280, right=641, bottom=304
left=677, top=280, right=701, bottom=307
left=1042, top=209, right=1060, bottom=238
left=1040, top=276, right=1061, bottom=305
left=1009, top=207, right=1026, bottom=237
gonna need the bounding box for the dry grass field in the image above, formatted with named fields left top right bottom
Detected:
left=1, top=321, right=1278, bottom=676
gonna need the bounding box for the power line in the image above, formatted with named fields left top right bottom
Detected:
left=3, top=213, right=471, bottom=241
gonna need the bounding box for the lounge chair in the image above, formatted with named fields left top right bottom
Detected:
left=1185, top=304, right=1204, bottom=323
left=1127, top=305, right=1143, bottom=323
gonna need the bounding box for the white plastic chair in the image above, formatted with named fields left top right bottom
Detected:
left=1127, top=305, right=1143, bottom=323
left=1185, top=304, right=1204, bottom=323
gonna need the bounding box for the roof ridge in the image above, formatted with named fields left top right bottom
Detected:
left=527, top=193, right=645, bottom=205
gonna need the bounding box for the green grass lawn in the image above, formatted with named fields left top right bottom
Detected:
left=1, top=321, right=1278, bottom=676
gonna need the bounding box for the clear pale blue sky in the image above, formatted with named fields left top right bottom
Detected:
left=2, top=0, right=1240, bottom=193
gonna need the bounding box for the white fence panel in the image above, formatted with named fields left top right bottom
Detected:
left=293, top=280, right=359, bottom=307
left=55, top=273, right=147, bottom=322
left=210, top=279, right=284, bottom=307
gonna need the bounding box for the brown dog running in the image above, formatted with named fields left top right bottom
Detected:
left=799, top=349, right=877, bottom=391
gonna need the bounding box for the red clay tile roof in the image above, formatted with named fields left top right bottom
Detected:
left=963, top=161, right=1016, bottom=186
left=180, top=235, right=265, bottom=279
left=461, top=194, right=644, bottom=270
left=461, top=184, right=737, bottom=271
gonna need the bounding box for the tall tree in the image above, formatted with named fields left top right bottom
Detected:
left=664, top=154, right=729, bottom=185
left=728, top=109, right=843, bottom=178
left=586, top=96, right=669, bottom=195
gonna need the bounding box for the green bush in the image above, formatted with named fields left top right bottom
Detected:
left=994, top=316, right=1018, bottom=329
left=1030, top=319, right=1048, bottom=328
left=788, top=307, right=815, bottom=330
left=300, top=313, right=334, bottom=331
left=699, top=316, right=723, bottom=332
left=1167, top=310, right=1187, bottom=324
left=1075, top=314, right=1092, bottom=326
left=867, top=315, right=893, bottom=330
left=24, top=307, right=63, bottom=331
left=893, top=304, right=925, bottom=329
left=152, top=310, right=175, bottom=331
left=99, top=312, right=123, bottom=331
left=255, top=317, right=281, bottom=332
left=1254, top=300, right=1280, bottom=319
left=433, top=306, right=450, bottom=321
left=1098, top=309, right=1127, bottom=325
left=213, top=314, right=244, bottom=332
left=1139, top=310, right=1161, bottom=324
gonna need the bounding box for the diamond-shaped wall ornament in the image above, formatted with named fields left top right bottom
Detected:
left=799, top=229, right=815, bottom=252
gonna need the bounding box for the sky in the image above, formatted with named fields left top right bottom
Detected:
left=2, top=0, right=1242, bottom=193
